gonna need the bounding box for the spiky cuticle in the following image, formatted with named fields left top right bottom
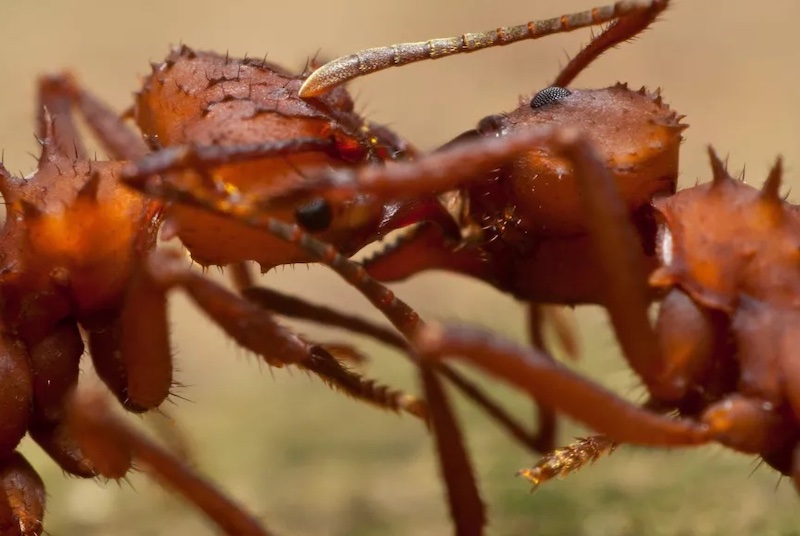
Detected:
left=708, top=146, right=732, bottom=187
left=761, top=157, right=784, bottom=202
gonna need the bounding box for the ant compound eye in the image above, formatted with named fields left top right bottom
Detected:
left=530, top=87, right=572, bottom=109
left=294, top=198, right=333, bottom=233
left=476, top=114, right=506, bottom=136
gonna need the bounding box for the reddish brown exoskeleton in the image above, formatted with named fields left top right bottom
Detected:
left=292, top=0, right=677, bottom=307
left=118, top=42, right=615, bottom=457
left=117, top=3, right=734, bottom=533
left=0, top=63, right=430, bottom=534
left=0, top=74, right=308, bottom=535
left=428, top=148, right=800, bottom=500
left=290, top=0, right=800, bottom=518
left=123, top=122, right=729, bottom=536
left=0, top=75, right=154, bottom=534
left=265, top=0, right=679, bottom=456
left=126, top=45, right=455, bottom=270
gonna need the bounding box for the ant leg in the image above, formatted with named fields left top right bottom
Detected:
left=122, top=137, right=337, bottom=180
left=0, top=453, right=46, bottom=536
left=27, top=320, right=97, bottom=477
left=363, top=222, right=493, bottom=284
left=0, top=333, right=32, bottom=456
left=414, top=322, right=708, bottom=446
left=519, top=435, right=619, bottom=490
left=526, top=304, right=558, bottom=452
left=67, top=387, right=273, bottom=536
left=246, top=126, right=670, bottom=397
left=85, top=317, right=145, bottom=412
left=545, top=305, right=579, bottom=360
left=700, top=394, right=795, bottom=455
left=123, top=178, right=486, bottom=534
left=37, top=75, right=87, bottom=160
left=229, top=261, right=256, bottom=292
left=260, top=126, right=595, bottom=207
left=523, top=395, right=680, bottom=488
left=552, top=0, right=669, bottom=87
left=244, top=286, right=548, bottom=452
left=122, top=248, right=427, bottom=420
left=550, top=130, right=686, bottom=400
left=421, top=366, right=487, bottom=535
left=243, top=285, right=406, bottom=348
left=37, top=73, right=149, bottom=160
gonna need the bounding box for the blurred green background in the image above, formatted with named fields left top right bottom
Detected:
left=2, top=0, right=800, bottom=534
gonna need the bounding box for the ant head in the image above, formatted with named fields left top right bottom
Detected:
left=473, top=83, right=685, bottom=237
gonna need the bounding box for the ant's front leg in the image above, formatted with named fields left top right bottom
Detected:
left=263, top=126, right=559, bottom=207
left=122, top=137, right=338, bottom=181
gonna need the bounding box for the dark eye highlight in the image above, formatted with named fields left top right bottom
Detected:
left=295, top=198, right=333, bottom=232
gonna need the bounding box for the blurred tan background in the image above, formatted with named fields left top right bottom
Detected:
left=2, top=1, right=800, bottom=535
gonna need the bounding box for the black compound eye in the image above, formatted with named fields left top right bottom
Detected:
left=530, top=87, right=572, bottom=109
left=295, top=198, right=333, bottom=233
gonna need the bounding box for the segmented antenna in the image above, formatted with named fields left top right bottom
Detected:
left=299, top=0, right=663, bottom=97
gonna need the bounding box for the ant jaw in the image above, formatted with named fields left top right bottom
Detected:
left=363, top=221, right=490, bottom=284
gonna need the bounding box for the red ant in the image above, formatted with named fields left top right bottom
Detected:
left=250, top=0, right=679, bottom=453
left=116, top=36, right=616, bottom=454
left=117, top=2, right=740, bottom=533
left=0, top=74, right=154, bottom=534
left=286, top=0, right=800, bottom=522
left=120, top=1, right=682, bottom=467
left=0, top=51, right=432, bottom=534
left=521, top=149, right=800, bottom=494
left=0, top=19, right=620, bottom=532
left=110, top=43, right=579, bottom=457
left=68, top=49, right=436, bottom=415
